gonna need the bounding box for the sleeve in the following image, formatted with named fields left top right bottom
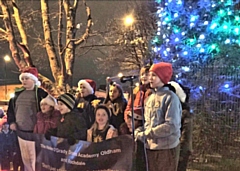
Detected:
left=150, top=95, right=182, bottom=138
left=7, top=98, right=16, bottom=125
left=71, top=113, right=87, bottom=141
left=124, top=95, right=132, bottom=120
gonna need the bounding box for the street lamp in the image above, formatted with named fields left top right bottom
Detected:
left=124, top=15, right=134, bottom=27
left=4, top=55, right=11, bottom=100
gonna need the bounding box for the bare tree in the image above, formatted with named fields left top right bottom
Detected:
left=0, top=0, right=92, bottom=95
left=94, top=2, right=157, bottom=75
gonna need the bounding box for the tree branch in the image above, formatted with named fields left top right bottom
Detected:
left=12, top=0, right=28, bottom=46
left=74, top=0, right=92, bottom=45
left=16, top=41, right=34, bottom=67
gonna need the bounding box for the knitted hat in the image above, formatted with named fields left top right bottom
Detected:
left=169, top=81, right=187, bottom=103
left=57, top=93, right=75, bottom=110
left=127, top=107, right=143, bottom=120
left=95, top=104, right=112, bottom=119
left=41, top=95, right=58, bottom=109
left=19, top=67, right=41, bottom=86
left=78, top=79, right=96, bottom=94
left=149, top=62, right=173, bottom=84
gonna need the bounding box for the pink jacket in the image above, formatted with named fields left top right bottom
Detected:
left=34, top=110, right=61, bottom=134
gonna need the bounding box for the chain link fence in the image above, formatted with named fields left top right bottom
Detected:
left=185, top=65, right=240, bottom=171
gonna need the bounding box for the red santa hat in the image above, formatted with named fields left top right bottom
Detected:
left=19, top=67, right=41, bottom=86
left=127, top=107, right=143, bottom=120
left=78, top=79, right=96, bottom=94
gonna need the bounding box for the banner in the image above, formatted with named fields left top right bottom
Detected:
left=17, top=132, right=133, bottom=171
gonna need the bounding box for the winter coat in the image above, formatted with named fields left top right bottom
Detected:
left=47, top=109, right=87, bottom=140
left=105, top=98, right=127, bottom=131
left=180, top=109, right=193, bottom=153
left=135, top=86, right=182, bottom=150
left=119, top=122, right=146, bottom=171
left=34, top=110, right=61, bottom=134
left=0, top=130, right=17, bottom=170
left=75, top=94, right=98, bottom=129
left=87, top=125, right=118, bottom=142
left=124, top=84, right=152, bottom=120
left=7, top=86, right=48, bottom=129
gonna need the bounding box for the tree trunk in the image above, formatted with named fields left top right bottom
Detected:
left=0, top=0, right=25, bottom=69
left=63, top=0, right=78, bottom=87
left=41, top=0, right=62, bottom=87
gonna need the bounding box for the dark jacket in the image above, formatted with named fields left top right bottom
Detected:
left=106, top=98, right=127, bottom=131
left=0, top=130, right=17, bottom=170
left=75, top=94, right=97, bottom=129
left=47, top=110, right=87, bottom=140
left=7, top=86, right=48, bottom=126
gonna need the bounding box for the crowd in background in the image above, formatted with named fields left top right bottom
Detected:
left=0, top=61, right=193, bottom=171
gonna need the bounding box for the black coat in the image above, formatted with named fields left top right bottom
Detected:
left=48, top=110, right=87, bottom=141
left=0, top=130, right=17, bottom=170
left=75, top=94, right=98, bottom=129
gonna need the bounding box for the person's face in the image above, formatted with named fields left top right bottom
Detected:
left=21, top=76, right=35, bottom=90
left=126, top=116, right=141, bottom=132
left=58, top=101, right=71, bottom=114
left=79, top=84, right=90, bottom=97
left=40, top=103, right=53, bottom=113
left=109, top=86, right=120, bottom=101
left=140, top=71, right=149, bottom=85
left=96, top=108, right=109, bottom=126
left=2, top=123, right=9, bottom=130
left=149, top=71, right=164, bottom=88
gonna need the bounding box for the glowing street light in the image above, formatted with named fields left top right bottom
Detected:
left=4, top=55, right=11, bottom=100
left=124, top=15, right=134, bottom=27
left=4, top=55, right=11, bottom=62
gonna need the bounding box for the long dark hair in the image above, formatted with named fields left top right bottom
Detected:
left=103, top=82, right=127, bottom=115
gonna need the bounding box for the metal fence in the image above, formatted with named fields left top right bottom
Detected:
left=185, top=66, right=240, bottom=171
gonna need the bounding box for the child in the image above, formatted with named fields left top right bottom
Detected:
left=120, top=107, right=146, bottom=171
left=168, top=81, right=193, bottom=171
left=75, top=79, right=98, bottom=129
left=103, top=82, right=127, bottom=131
left=7, top=67, right=48, bottom=171
left=124, top=64, right=152, bottom=122
left=135, top=62, right=182, bottom=171
left=120, top=107, right=143, bottom=135
left=45, top=93, right=87, bottom=145
left=34, top=95, right=61, bottom=134
left=87, top=104, right=117, bottom=142
left=0, top=122, right=16, bottom=171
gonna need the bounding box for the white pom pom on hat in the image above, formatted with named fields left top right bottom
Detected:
left=78, top=79, right=96, bottom=94
left=40, top=95, right=58, bottom=109
left=169, top=81, right=187, bottom=103
left=19, top=67, right=41, bottom=86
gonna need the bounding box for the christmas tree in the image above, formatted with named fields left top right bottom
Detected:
left=152, top=0, right=240, bottom=166
left=152, top=0, right=240, bottom=99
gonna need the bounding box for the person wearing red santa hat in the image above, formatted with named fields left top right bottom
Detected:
left=7, top=67, right=48, bottom=171
left=75, top=79, right=99, bottom=129
left=134, top=62, right=182, bottom=171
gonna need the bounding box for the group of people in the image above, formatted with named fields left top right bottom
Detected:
left=3, top=61, right=193, bottom=171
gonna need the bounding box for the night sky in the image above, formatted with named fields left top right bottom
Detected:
left=0, top=1, right=146, bottom=88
